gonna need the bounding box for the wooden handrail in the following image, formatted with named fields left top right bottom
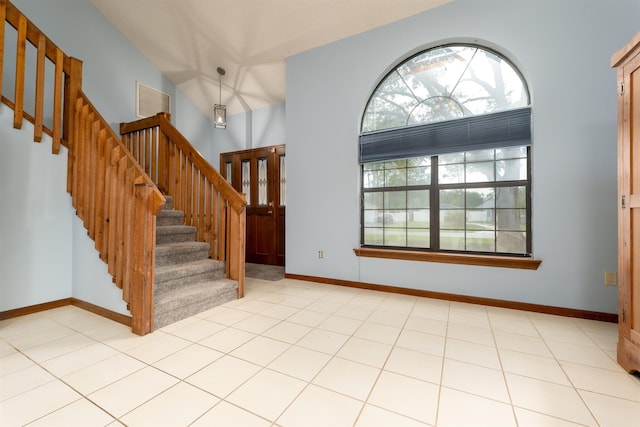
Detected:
left=120, top=113, right=247, bottom=296
left=1, top=0, right=166, bottom=334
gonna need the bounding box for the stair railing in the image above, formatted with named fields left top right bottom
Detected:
left=120, top=113, right=247, bottom=297
left=1, top=0, right=165, bottom=335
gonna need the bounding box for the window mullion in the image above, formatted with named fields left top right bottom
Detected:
left=431, top=156, right=440, bottom=250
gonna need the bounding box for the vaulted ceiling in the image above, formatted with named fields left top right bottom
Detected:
left=90, top=0, right=451, bottom=118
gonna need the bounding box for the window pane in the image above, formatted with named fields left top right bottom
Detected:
left=496, top=187, right=526, bottom=208
left=408, top=97, right=463, bottom=125
left=363, top=170, right=384, bottom=188
left=438, top=152, right=464, bottom=165
left=241, top=160, right=251, bottom=205
left=364, top=210, right=384, bottom=227
left=466, top=149, right=494, bottom=162
left=467, top=210, right=495, bottom=230
left=451, top=48, right=528, bottom=115
left=496, top=146, right=527, bottom=160
left=408, top=190, right=429, bottom=208
left=440, top=189, right=464, bottom=208
left=497, top=231, right=526, bottom=253
left=385, top=228, right=406, bottom=246
left=496, top=159, right=527, bottom=181
left=408, top=209, right=430, bottom=228
left=408, top=157, right=430, bottom=167
left=407, top=166, right=431, bottom=185
left=407, top=229, right=430, bottom=248
left=397, top=46, right=476, bottom=101
left=497, top=209, right=526, bottom=231
left=364, top=162, right=384, bottom=171
left=384, top=191, right=406, bottom=210
left=466, top=230, right=495, bottom=252
left=466, top=161, right=494, bottom=183
left=225, top=162, right=232, bottom=183
left=364, top=192, right=383, bottom=209
left=440, top=230, right=465, bottom=250
left=385, top=210, right=406, bottom=227
left=385, top=169, right=406, bottom=187
left=466, top=188, right=494, bottom=208
left=364, top=228, right=384, bottom=245
left=258, top=158, right=268, bottom=205
left=439, top=164, right=464, bottom=184
left=440, top=209, right=465, bottom=229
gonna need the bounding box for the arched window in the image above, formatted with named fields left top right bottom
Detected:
left=360, top=44, right=532, bottom=256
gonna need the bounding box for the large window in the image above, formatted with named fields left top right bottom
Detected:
left=360, top=44, right=532, bottom=256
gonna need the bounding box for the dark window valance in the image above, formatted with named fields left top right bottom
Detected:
left=359, top=107, right=531, bottom=163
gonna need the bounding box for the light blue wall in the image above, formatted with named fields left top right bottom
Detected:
left=286, top=0, right=640, bottom=314
left=0, top=107, right=74, bottom=311
left=213, top=103, right=286, bottom=164
left=1, top=0, right=214, bottom=314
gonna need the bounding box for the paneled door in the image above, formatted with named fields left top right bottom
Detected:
left=612, top=32, right=640, bottom=374
left=221, top=145, right=285, bottom=266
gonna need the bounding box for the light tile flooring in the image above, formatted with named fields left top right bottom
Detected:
left=2, top=278, right=640, bottom=426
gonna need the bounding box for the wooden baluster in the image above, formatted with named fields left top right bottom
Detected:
left=151, top=126, right=158, bottom=185
left=107, top=146, right=122, bottom=278
left=219, top=198, right=227, bottom=264
left=130, top=184, right=155, bottom=335
left=52, top=49, right=63, bottom=153
left=158, top=130, right=168, bottom=193
left=145, top=128, right=152, bottom=178
left=114, top=155, right=128, bottom=289
left=211, top=188, right=219, bottom=260
left=87, top=119, right=101, bottom=238
left=94, top=127, right=107, bottom=250
left=75, top=105, right=90, bottom=214
left=33, top=34, right=45, bottom=142
left=229, top=207, right=246, bottom=298
left=198, top=173, right=205, bottom=241
left=81, top=112, right=94, bottom=223
left=13, top=14, right=26, bottom=129
left=185, top=160, right=192, bottom=225
left=0, top=0, right=6, bottom=98
left=122, top=165, right=136, bottom=301
left=64, top=59, right=83, bottom=193
left=100, top=137, right=114, bottom=262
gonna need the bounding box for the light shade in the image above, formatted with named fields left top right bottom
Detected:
left=214, top=104, right=226, bottom=129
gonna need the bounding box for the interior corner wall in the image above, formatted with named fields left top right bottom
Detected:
left=5, top=0, right=211, bottom=314
left=285, top=0, right=640, bottom=314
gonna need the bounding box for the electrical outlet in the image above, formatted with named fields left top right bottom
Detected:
left=604, top=271, right=617, bottom=286
left=318, top=251, right=324, bottom=259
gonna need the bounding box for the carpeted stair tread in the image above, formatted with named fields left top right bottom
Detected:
left=156, top=241, right=211, bottom=266
left=156, top=224, right=197, bottom=244
left=156, top=209, right=185, bottom=226
left=154, top=279, right=237, bottom=329
left=155, top=258, right=225, bottom=284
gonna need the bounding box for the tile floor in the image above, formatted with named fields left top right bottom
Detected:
left=1, top=277, right=640, bottom=426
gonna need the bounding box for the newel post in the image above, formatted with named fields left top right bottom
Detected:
left=64, top=57, right=83, bottom=191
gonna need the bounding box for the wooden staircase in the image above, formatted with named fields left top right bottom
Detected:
left=0, top=0, right=246, bottom=335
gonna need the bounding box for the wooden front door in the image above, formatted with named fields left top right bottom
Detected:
left=613, top=32, right=640, bottom=374
left=221, top=145, right=285, bottom=266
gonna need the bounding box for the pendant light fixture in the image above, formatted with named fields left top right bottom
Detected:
left=214, top=66, right=226, bottom=129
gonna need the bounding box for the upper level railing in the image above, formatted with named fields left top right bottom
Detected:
left=1, top=0, right=166, bottom=334
left=120, top=113, right=247, bottom=297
